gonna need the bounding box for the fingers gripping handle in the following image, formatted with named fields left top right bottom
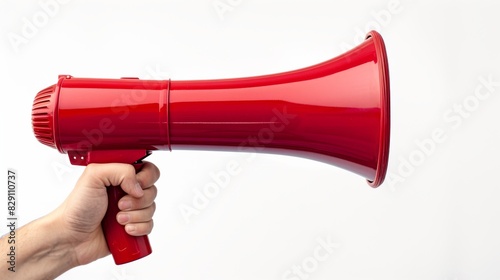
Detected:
left=102, top=186, right=152, bottom=264
left=101, top=165, right=152, bottom=265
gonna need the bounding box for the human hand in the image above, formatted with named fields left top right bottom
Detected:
left=52, top=162, right=160, bottom=265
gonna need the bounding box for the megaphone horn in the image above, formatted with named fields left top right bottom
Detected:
left=167, top=30, right=390, bottom=187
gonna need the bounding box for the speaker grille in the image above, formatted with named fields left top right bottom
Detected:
left=32, top=85, right=57, bottom=149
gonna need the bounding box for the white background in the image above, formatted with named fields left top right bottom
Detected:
left=1, top=0, right=500, bottom=279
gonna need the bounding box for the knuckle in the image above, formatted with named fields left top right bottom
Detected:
left=145, top=161, right=160, bottom=178
left=150, top=185, right=158, bottom=198
left=153, top=164, right=161, bottom=179
left=124, top=164, right=136, bottom=174
left=147, top=220, right=154, bottom=233
left=148, top=203, right=156, bottom=217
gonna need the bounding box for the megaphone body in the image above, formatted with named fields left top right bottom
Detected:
left=32, top=31, right=390, bottom=264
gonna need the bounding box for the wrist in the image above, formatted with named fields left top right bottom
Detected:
left=50, top=202, right=110, bottom=266
left=24, top=211, right=80, bottom=277
left=41, top=210, right=80, bottom=269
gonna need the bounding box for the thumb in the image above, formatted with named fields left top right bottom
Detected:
left=85, top=163, right=144, bottom=197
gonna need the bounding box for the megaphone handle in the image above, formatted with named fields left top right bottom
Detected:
left=101, top=164, right=152, bottom=265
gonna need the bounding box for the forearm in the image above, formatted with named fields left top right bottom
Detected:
left=0, top=213, right=78, bottom=280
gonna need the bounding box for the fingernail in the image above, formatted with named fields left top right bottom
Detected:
left=119, top=200, right=132, bottom=210
left=126, top=224, right=136, bottom=234
left=117, top=214, right=129, bottom=224
left=135, top=182, right=144, bottom=196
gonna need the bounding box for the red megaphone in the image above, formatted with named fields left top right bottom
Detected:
left=32, top=30, right=390, bottom=264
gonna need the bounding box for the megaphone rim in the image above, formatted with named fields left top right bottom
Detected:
left=365, top=31, right=391, bottom=188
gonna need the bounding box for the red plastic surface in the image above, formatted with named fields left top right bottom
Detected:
left=32, top=31, right=390, bottom=264
left=54, top=76, right=170, bottom=153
